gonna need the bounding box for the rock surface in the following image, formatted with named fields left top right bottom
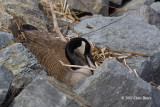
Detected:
left=72, top=15, right=160, bottom=54
left=150, top=2, right=160, bottom=13
left=10, top=76, right=92, bottom=107
left=0, top=65, right=13, bottom=106
left=67, top=0, right=109, bottom=16
left=0, top=43, right=47, bottom=87
left=1, top=0, right=53, bottom=32
left=0, top=32, right=14, bottom=49
left=70, top=14, right=160, bottom=75
left=141, top=52, right=160, bottom=86
left=114, top=0, right=147, bottom=16
left=138, top=5, right=160, bottom=29
left=74, top=58, right=160, bottom=107
left=145, top=0, right=155, bottom=6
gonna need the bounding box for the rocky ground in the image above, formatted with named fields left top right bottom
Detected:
left=1, top=0, right=160, bottom=107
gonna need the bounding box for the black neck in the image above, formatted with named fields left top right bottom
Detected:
left=65, top=38, right=85, bottom=70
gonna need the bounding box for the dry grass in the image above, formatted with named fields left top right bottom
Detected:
left=90, top=43, right=151, bottom=76
left=40, top=0, right=80, bottom=23
left=0, top=25, right=8, bottom=31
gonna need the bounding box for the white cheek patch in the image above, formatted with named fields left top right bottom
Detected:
left=77, top=41, right=86, bottom=54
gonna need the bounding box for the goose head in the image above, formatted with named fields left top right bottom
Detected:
left=65, top=37, right=94, bottom=71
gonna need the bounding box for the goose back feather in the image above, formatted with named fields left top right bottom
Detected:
left=23, top=30, right=92, bottom=87
left=23, top=30, right=70, bottom=83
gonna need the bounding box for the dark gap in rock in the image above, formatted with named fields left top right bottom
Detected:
left=122, top=0, right=132, bottom=4
left=108, top=2, right=117, bottom=15
left=71, top=9, right=92, bottom=18
left=1, top=84, right=25, bottom=107
left=155, top=0, right=160, bottom=1
left=118, top=0, right=132, bottom=8
left=141, top=66, right=160, bottom=86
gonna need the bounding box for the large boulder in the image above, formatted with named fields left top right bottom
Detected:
left=0, top=65, right=13, bottom=106
left=70, top=14, right=160, bottom=76
left=0, top=43, right=47, bottom=87
left=71, top=15, right=160, bottom=54
left=10, top=76, right=92, bottom=107
left=73, top=58, right=160, bottom=107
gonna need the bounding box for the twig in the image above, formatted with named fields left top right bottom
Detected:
left=149, top=82, right=157, bottom=87
left=59, top=60, right=96, bottom=71
left=63, top=23, right=69, bottom=37
left=69, top=26, right=80, bottom=37
left=117, top=55, right=129, bottom=59
left=112, top=50, right=152, bottom=57
left=123, top=58, right=138, bottom=76
left=80, top=13, right=130, bottom=36
left=14, top=19, right=26, bottom=39
left=63, top=0, right=67, bottom=13
left=78, top=0, right=94, bottom=14
left=0, top=25, right=8, bottom=31
left=49, top=0, right=67, bottom=42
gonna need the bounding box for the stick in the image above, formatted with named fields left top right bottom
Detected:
left=14, top=19, right=26, bottom=39
left=69, top=26, right=80, bottom=37
left=123, top=59, right=138, bottom=76
left=63, top=23, right=69, bottom=37
left=59, top=60, right=96, bottom=71
left=63, top=0, right=67, bottom=13
left=0, top=25, right=8, bottom=31
left=49, top=0, right=67, bottom=42
left=80, top=13, right=129, bottom=36
left=112, top=50, right=152, bottom=57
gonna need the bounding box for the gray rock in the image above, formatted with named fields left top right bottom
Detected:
left=113, top=0, right=147, bottom=16
left=150, top=2, right=160, bottom=13
left=141, top=52, right=160, bottom=86
left=145, top=0, right=155, bottom=6
left=0, top=65, right=13, bottom=106
left=1, top=0, right=53, bottom=32
left=139, top=5, right=160, bottom=29
left=0, top=32, right=14, bottom=49
left=109, top=0, right=122, bottom=5
left=0, top=43, right=47, bottom=87
left=10, top=76, right=92, bottom=107
left=120, top=4, right=160, bottom=31
left=67, top=0, right=109, bottom=16
left=74, top=58, right=160, bottom=107
left=72, top=15, right=160, bottom=54
left=70, top=14, right=160, bottom=75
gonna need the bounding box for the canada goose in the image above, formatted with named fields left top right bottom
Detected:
left=21, top=24, right=94, bottom=87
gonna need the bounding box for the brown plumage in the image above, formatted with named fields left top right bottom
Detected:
left=22, top=30, right=92, bottom=87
